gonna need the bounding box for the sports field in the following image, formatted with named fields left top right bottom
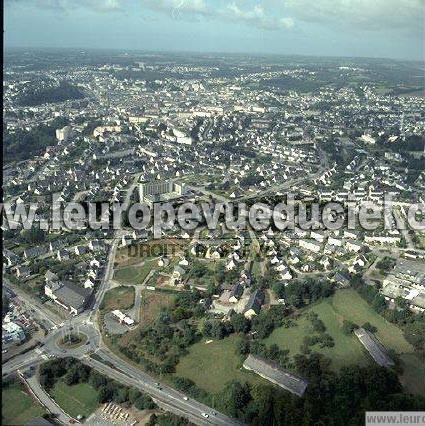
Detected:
left=49, top=381, right=99, bottom=419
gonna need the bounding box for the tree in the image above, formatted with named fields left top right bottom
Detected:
left=362, top=322, right=377, bottom=333
left=251, top=385, right=275, bottom=425
left=342, top=320, right=358, bottom=335
left=63, top=368, right=79, bottom=385
left=217, top=380, right=251, bottom=418
left=372, top=294, right=387, bottom=313
left=113, top=387, right=129, bottom=404
left=89, top=371, right=107, bottom=389
left=230, top=314, right=251, bottom=334
left=128, top=388, right=142, bottom=404
left=98, top=385, right=114, bottom=403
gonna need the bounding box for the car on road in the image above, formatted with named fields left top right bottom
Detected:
left=201, top=413, right=209, bottom=418
left=183, top=396, right=189, bottom=401
left=86, top=340, right=90, bottom=345
left=211, top=411, right=217, bottom=416
left=2, top=350, right=8, bottom=354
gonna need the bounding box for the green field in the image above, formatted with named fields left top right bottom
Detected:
left=265, top=289, right=414, bottom=365
left=399, top=353, right=425, bottom=397
left=174, top=290, right=425, bottom=396
left=49, top=381, right=99, bottom=419
left=101, top=286, right=135, bottom=312
left=114, top=260, right=155, bottom=284
left=2, top=381, right=45, bottom=425
left=174, top=336, right=266, bottom=393
left=265, top=299, right=371, bottom=371
left=264, top=289, right=425, bottom=395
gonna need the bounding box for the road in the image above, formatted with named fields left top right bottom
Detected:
left=3, top=170, right=246, bottom=426
left=393, top=206, right=415, bottom=250
left=2, top=350, right=47, bottom=376
left=90, top=170, right=141, bottom=321
left=24, top=373, right=75, bottom=425
left=84, top=348, right=243, bottom=426
left=3, top=343, right=243, bottom=426
left=4, top=281, right=62, bottom=328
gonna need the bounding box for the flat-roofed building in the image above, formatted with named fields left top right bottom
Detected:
left=139, top=180, right=187, bottom=206
left=243, top=354, right=308, bottom=397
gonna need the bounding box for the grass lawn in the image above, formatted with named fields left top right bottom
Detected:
left=264, top=298, right=370, bottom=371
left=399, top=353, right=425, bottom=397
left=331, top=290, right=413, bottom=353
left=114, top=260, right=156, bottom=285
left=49, top=381, right=98, bottom=419
left=114, top=240, right=184, bottom=268
left=2, top=381, right=46, bottom=425
left=174, top=336, right=266, bottom=394
left=265, top=289, right=414, bottom=369
left=264, top=289, right=425, bottom=396
left=101, top=286, right=135, bottom=312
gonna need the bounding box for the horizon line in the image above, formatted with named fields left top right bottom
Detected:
left=4, top=44, right=424, bottom=64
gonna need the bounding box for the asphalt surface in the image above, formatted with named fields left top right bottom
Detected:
left=2, top=173, right=246, bottom=426
left=82, top=351, right=243, bottom=426
left=24, top=373, right=75, bottom=424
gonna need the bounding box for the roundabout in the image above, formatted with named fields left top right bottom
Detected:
left=43, top=321, right=101, bottom=358
left=56, top=332, right=88, bottom=350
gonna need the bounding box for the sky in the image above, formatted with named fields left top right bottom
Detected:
left=4, top=0, right=425, bottom=60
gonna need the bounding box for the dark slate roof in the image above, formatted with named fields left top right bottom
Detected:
left=24, top=246, right=48, bottom=258
left=230, top=283, right=244, bottom=299
left=243, top=354, right=308, bottom=397
left=354, top=328, right=394, bottom=368
left=243, top=289, right=264, bottom=314
left=54, top=281, right=92, bottom=311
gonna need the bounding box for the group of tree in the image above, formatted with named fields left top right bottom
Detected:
left=3, top=116, right=68, bottom=163
left=376, top=256, right=396, bottom=271
left=147, top=413, right=193, bottom=426
left=17, top=81, right=84, bottom=106
left=251, top=305, right=290, bottom=339
left=237, top=338, right=291, bottom=369
left=119, top=289, right=204, bottom=374
left=211, top=353, right=425, bottom=425
left=272, top=278, right=334, bottom=308
left=39, top=358, right=156, bottom=411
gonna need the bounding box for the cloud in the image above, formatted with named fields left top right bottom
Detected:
left=5, top=0, right=126, bottom=12
left=6, top=0, right=422, bottom=35
left=284, top=0, right=424, bottom=33
left=139, top=0, right=294, bottom=30
left=223, top=3, right=294, bottom=30
left=141, top=0, right=209, bottom=16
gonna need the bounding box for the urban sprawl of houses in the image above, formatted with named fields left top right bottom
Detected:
left=2, top=51, right=425, bottom=425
